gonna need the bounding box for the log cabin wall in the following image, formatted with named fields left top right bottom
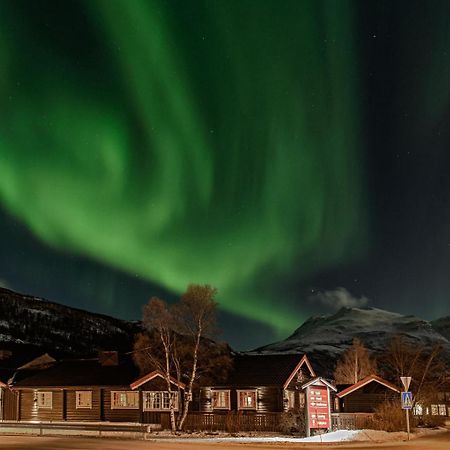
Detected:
left=199, top=387, right=212, bottom=412
left=200, top=386, right=282, bottom=413
left=65, top=388, right=102, bottom=421
left=255, top=386, right=282, bottom=413
left=340, top=384, right=398, bottom=413
left=18, top=389, right=64, bottom=421
left=102, top=387, right=140, bottom=422
left=1, top=388, right=18, bottom=420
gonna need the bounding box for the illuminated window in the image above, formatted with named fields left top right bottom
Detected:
left=438, top=404, right=446, bottom=416
left=111, top=391, right=139, bottom=409
left=238, top=390, right=257, bottom=410
left=431, top=404, right=439, bottom=415
left=143, top=392, right=178, bottom=411
left=284, top=390, right=295, bottom=409
left=299, top=392, right=305, bottom=408
left=334, top=397, right=340, bottom=412
left=413, top=404, right=423, bottom=415
left=76, top=391, right=92, bottom=409
left=211, top=390, right=230, bottom=410
left=36, top=391, right=52, bottom=409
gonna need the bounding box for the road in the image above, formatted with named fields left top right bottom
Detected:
left=0, top=431, right=448, bottom=450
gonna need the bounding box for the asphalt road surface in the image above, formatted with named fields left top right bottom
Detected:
left=0, top=431, right=448, bottom=450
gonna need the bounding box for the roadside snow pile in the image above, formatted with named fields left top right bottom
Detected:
left=298, top=430, right=360, bottom=442
left=179, top=430, right=360, bottom=443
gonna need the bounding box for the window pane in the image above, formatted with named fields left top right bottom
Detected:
left=239, top=391, right=256, bottom=408
left=143, top=391, right=175, bottom=411
left=76, top=391, right=92, bottom=408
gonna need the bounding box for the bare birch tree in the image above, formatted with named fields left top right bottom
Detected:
left=135, top=297, right=178, bottom=431
left=334, top=338, right=377, bottom=384
left=133, top=285, right=232, bottom=432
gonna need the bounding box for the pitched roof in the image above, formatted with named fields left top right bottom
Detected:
left=337, top=374, right=401, bottom=398
left=18, top=353, right=56, bottom=370
left=216, top=353, right=314, bottom=387
left=302, top=377, right=337, bottom=392
left=130, top=370, right=186, bottom=390
left=13, top=359, right=140, bottom=388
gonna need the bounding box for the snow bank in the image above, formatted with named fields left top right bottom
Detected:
left=176, top=430, right=360, bottom=443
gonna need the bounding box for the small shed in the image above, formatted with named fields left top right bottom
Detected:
left=336, top=374, right=400, bottom=413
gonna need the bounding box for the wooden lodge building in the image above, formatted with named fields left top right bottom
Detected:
left=3, top=351, right=448, bottom=431
left=11, top=352, right=185, bottom=424
left=1, top=351, right=318, bottom=429
left=199, top=354, right=316, bottom=413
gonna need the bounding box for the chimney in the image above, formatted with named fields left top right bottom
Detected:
left=98, top=351, right=119, bottom=366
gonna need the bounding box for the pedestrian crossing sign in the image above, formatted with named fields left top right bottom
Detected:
left=401, top=391, right=413, bottom=409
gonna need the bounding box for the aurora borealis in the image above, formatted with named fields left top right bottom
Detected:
left=1, top=0, right=450, bottom=348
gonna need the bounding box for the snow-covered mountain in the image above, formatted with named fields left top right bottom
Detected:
left=0, top=287, right=142, bottom=360
left=1, top=287, right=449, bottom=378
left=431, top=315, right=450, bottom=341
left=251, top=307, right=450, bottom=376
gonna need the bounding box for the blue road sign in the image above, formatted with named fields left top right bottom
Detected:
left=401, top=391, right=413, bottom=409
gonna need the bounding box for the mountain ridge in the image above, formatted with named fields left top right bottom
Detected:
left=0, top=287, right=449, bottom=377
left=250, top=306, right=450, bottom=376
left=0, top=286, right=143, bottom=362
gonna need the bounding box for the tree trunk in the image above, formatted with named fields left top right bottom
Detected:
left=177, top=326, right=201, bottom=430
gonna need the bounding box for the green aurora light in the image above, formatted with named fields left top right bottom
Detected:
left=0, top=0, right=367, bottom=334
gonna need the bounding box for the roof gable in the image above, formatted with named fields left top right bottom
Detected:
left=18, top=353, right=56, bottom=370
left=302, top=377, right=337, bottom=392
left=337, top=374, right=400, bottom=398
left=283, top=354, right=316, bottom=389
left=130, top=370, right=185, bottom=390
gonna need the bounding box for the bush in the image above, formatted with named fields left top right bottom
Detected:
left=279, top=410, right=306, bottom=435
left=373, top=400, right=407, bottom=432
left=415, top=414, right=446, bottom=428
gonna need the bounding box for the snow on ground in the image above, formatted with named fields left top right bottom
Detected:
left=167, top=430, right=360, bottom=443
left=158, top=427, right=448, bottom=443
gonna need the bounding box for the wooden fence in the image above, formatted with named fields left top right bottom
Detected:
left=161, top=412, right=283, bottom=432
left=331, top=413, right=375, bottom=430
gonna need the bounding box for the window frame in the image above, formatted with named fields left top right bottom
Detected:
left=237, top=390, right=257, bottom=410
left=75, top=390, right=93, bottom=409
left=36, top=391, right=53, bottom=409
left=143, top=391, right=179, bottom=411
left=284, top=389, right=296, bottom=410
left=211, top=389, right=231, bottom=410
left=111, top=391, right=139, bottom=410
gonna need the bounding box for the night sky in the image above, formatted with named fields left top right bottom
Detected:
left=1, top=0, right=449, bottom=350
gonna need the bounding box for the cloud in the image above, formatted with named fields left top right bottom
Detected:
left=312, top=287, right=369, bottom=310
